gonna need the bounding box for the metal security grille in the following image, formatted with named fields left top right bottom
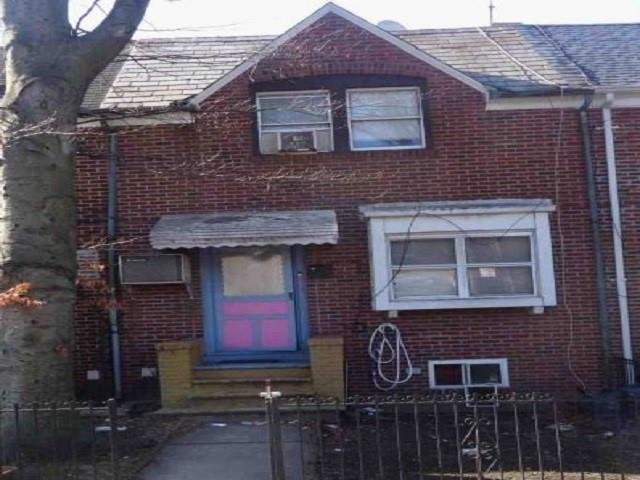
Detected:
left=262, top=388, right=640, bottom=480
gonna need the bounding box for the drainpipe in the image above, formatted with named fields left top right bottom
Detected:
left=107, top=131, right=123, bottom=399
left=602, top=93, right=635, bottom=385
left=579, top=95, right=611, bottom=388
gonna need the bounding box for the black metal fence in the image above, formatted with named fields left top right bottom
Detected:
left=263, top=391, right=640, bottom=480
left=0, top=399, right=122, bottom=480
left=614, top=358, right=640, bottom=388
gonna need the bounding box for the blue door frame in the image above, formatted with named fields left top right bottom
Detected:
left=199, top=246, right=310, bottom=364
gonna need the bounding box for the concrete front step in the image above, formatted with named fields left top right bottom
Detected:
left=181, top=396, right=271, bottom=413
left=182, top=395, right=323, bottom=413
left=192, top=377, right=311, bottom=385
left=192, top=366, right=311, bottom=381
left=186, top=365, right=316, bottom=410
left=190, top=379, right=314, bottom=399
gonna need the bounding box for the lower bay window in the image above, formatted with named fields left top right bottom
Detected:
left=390, top=234, right=535, bottom=299
left=360, top=199, right=557, bottom=311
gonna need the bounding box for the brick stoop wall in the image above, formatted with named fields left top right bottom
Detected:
left=73, top=13, right=638, bottom=400
left=155, top=336, right=344, bottom=410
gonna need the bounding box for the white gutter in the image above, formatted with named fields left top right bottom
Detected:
left=602, top=92, right=635, bottom=384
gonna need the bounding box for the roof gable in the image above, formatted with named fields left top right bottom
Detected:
left=187, top=2, right=490, bottom=107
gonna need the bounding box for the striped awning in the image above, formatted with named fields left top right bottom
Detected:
left=150, top=210, right=338, bottom=249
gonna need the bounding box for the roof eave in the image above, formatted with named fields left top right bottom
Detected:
left=490, top=85, right=594, bottom=98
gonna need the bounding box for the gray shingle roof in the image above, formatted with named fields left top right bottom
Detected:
left=77, top=22, right=640, bottom=110
left=86, top=36, right=270, bottom=110
left=538, top=24, right=640, bottom=87
left=396, top=25, right=593, bottom=95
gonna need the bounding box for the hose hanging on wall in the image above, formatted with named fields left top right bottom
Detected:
left=368, top=323, right=413, bottom=391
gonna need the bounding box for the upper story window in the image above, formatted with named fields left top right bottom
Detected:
left=256, top=91, right=333, bottom=154
left=347, top=87, right=425, bottom=151
left=360, top=199, right=557, bottom=312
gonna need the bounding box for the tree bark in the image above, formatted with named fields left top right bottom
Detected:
left=0, top=0, right=149, bottom=404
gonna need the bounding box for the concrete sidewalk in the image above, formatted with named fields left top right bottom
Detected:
left=141, top=416, right=310, bottom=480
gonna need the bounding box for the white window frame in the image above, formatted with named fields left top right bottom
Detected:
left=360, top=200, right=557, bottom=311
left=256, top=90, right=334, bottom=153
left=428, top=358, right=510, bottom=389
left=388, top=232, right=537, bottom=301
left=346, top=86, right=426, bottom=151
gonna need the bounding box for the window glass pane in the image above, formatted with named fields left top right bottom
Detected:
left=469, top=364, right=502, bottom=384
left=222, top=249, right=285, bottom=296
left=391, top=239, right=456, bottom=266
left=393, top=269, right=457, bottom=297
left=352, top=119, right=422, bottom=149
left=466, top=236, right=531, bottom=264
left=350, top=90, right=421, bottom=119
left=468, top=266, right=533, bottom=296
left=434, top=364, right=463, bottom=386
left=260, top=95, right=330, bottom=125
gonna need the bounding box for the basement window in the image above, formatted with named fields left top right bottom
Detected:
left=256, top=91, right=333, bottom=154
left=347, top=87, right=425, bottom=151
left=429, top=359, right=510, bottom=389
left=360, top=199, right=557, bottom=311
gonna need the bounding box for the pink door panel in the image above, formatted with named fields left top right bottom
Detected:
left=261, top=319, right=291, bottom=349
left=222, top=319, right=253, bottom=350
left=223, top=300, right=290, bottom=316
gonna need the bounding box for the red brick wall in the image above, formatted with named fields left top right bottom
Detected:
left=75, top=13, right=615, bottom=398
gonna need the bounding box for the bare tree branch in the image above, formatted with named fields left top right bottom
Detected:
left=78, top=0, right=150, bottom=79
left=73, top=0, right=105, bottom=36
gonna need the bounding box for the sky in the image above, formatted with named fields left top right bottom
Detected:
left=69, top=0, right=640, bottom=38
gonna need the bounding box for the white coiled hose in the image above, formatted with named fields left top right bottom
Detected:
left=368, top=323, right=413, bottom=391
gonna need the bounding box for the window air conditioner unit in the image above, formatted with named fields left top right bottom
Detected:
left=260, top=129, right=332, bottom=154
left=119, top=254, right=191, bottom=285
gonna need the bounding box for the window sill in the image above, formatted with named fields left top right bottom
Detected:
left=374, top=295, right=554, bottom=311
left=350, top=145, right=426, bottom=152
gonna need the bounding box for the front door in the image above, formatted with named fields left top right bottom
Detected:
left=206, top=247, right=302, bottom=360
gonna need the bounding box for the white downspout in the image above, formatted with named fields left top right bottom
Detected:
left=602, top=93, right=635, bottom=385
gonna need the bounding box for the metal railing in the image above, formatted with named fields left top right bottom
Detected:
left=263, top=390, right=640, bottom=480
left=615, top=357, right=640, bottom=388
left=0, top=399, right=122, bottom=479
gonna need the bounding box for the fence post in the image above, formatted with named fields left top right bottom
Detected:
left=107, top=399, right=120, bottom=480
left=261, top=381, right=286, bottom=480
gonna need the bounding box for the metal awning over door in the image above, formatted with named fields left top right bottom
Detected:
left=150, top=210, right=339, bottom=249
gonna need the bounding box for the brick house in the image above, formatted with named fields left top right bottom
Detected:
left=73, top=3, right=640, bottom=409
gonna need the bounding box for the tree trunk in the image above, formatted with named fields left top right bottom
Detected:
left=0, top=82, right=79, bottom=403
left=0, top=0, right=150, bottom=404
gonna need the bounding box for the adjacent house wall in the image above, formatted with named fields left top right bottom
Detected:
left=589, top=108, right=640, bottom=377
left=75, top=13, right=608, bottom=398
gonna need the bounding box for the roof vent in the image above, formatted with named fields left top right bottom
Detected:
left=377, top=20, right=406, bottom=31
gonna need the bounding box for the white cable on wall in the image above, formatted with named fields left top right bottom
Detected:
left=368, top=323, right=413, bottom=391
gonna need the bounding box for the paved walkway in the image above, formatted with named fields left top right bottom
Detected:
left=141, top=416, right=309, bottom=480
